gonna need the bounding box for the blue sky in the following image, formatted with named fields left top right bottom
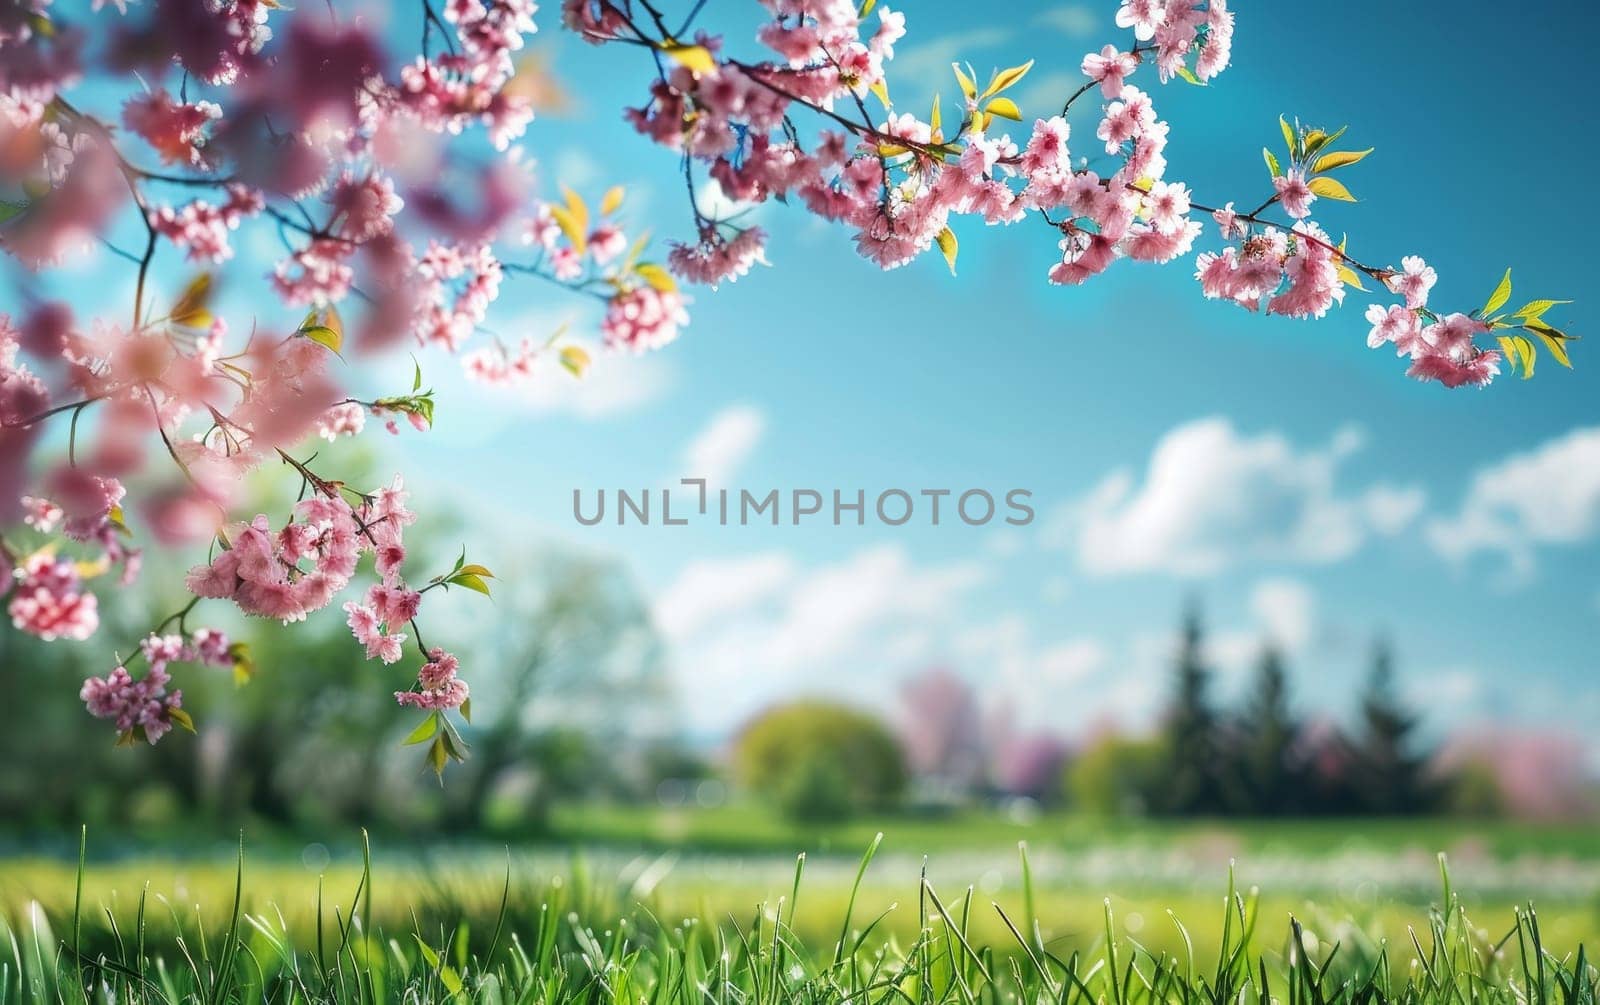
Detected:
left=27, top=2, right=1600, bottom=751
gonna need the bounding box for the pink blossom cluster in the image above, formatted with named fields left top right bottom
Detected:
left=150, top=185, right=265, bottom=264
left=186, top=475, right=415, bottom=624
left=601, top=284, right=690, bottom=353
left=395, top=646, right=469, bottom=710
left=8, top=553, right=98, bottom=641
left=667, top=226, right=768, bottom=289
left=79, top=624, right=232, bottom=743
left=79, top=664, right=184, bottom=744
left=121, top=92, right=221, bottom=167
left=1365, top=259, right=1501, bottom=388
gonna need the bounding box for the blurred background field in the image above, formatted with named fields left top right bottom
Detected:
left=4, top=460, right=1599, bottom=967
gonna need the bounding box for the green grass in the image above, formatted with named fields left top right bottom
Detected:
left=544, top=802, right=1600, bottom=859
left=4, top=830, right=1600, bottom=1003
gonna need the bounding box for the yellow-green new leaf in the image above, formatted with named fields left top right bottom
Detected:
left=1263, top=147, right=1281, bottom=179
left=599, top=185, right=625, bottom=216
left=952, top=62, right=977, bottom=101
left=169, top=707, right=196, bottom=734
left=1307, top=176, right=1356, bottom=201
left=300, top=325, right=342, bottom=354
left=1279, top=115, right=1298, bottom=159
left=403, top=714, right=439, bottom=746
left=1507, top=333, right=1536, bottom=379
left=1480, top=268, right=1512, bottom=317
left=1497, top=335, right=1520, bottom=376
left=550, top=205, right=586, bottom=255
left=635, top=262, right=677, bottom=293
left=661, top=42, right=716, bottom=75
left=1512, top=298, right=1569, bottom=320
left=559, top=344, right=591, bottom=377
left=935, top=226, right=958, bottom=275
left=869, top=78, right=891, bottom=108
left=983, top=59, right=1033, bottom=98
left=1335, top=263, right=1367, bottom=291
left=170, top=273, right=214, bottom=328
left=1174, top=65, right=1204, bottom=86
left=1532, top=329, right=1573, bottom=368
left=1311, top=148, right=1373, bottom=173
left=985, top=96, right=1022, bottom=121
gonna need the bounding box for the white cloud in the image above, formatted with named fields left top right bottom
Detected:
left=652, top=545, right=988, bottom=732
left=1427, top=426, right=1600, bottom=579
left=682, top=404, right=766, bottom=487
left=1249, top=578, right=1315, bottom=651
left=889, top=28, right=1014, bottom=95
left=1054, top=417, right=1421, bottom=576
left=1033, top=5, right=1098, bottom=37
left=654, top=552, right=795, bottom=641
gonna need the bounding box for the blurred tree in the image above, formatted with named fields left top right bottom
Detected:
left=1236, top=644, right=1305, bottom=815
left=437, top=545, right=674, bottom=831
left=897, top=668, right=986, bottom=799
left=1352, top=639, right=1438, bottom=814
left=734, top=701, right=906, bottom=822
left=1066, top=734, right=1165, bottom=816
left=1158, top=604, right=1229, bottom=815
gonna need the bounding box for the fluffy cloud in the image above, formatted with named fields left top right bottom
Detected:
left=1053, top=417, right=1423, bottom=576
left=651, top=545, right=988, bottom=732
left=1033, top=5, right=1098, bottom=36
left=682, top=404, right=765, bottom=487
left=1427, top=426, right=1600, bottom=579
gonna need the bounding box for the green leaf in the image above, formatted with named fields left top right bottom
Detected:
left=1263, top=147, right=1281, bottom=179
left=439, top=966, right=464, bottom=996
left=1174, top=65, right=1204, bottom=86
left=460, top=698, right=472, bottom=724
left=413, top=935, right=441, bottom=968
left=456, top=564, right=495, bottom=579
left=427, top=734, right=448, bottom=777
left=1531, top=329, right=1573, bottom=368
left=1279, top=115, right=1298, bottom=160
left=1311, top=148, right=1373, bottom=173
left=411, top=355, right=423, bottom=392
left=1302, top=124, right=1346, bottom=157
left=168, top=707, right=196, bottom=734
left=935, top=226, right=958, bottom=275
left=0, top=199, right=28, bottom=223
left=403, top=713, right=439, bottom=746
left=1512, top=298, right=1569, bottom=320
left=1497, top=335, right=1520, bottom=376
left=449, top=572, right=492, bottom=597
left=300, top=325, right=342, bottom=354
left=1480, top=268, right=1513, bottom=317
left=1307, top=176, right=1356, bottom=201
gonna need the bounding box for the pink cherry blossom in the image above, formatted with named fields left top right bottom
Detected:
left=1385, top=255, right=1437, bottom=308
left=1081, top=45, right=1139, bottom=98
left=8, top=554, right=98, bottom=641
left=1273, top=169, right=1316, bottom=220
left=80, top=664, right=184, bottom=744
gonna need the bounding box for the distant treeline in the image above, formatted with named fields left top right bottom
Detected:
left=1084, top=607, right=1445, bottom=817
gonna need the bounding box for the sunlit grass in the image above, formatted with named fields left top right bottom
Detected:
left=3, top=830, right=1600, bottom=1002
